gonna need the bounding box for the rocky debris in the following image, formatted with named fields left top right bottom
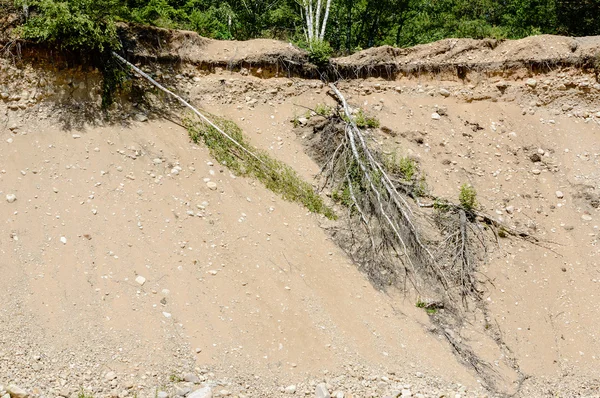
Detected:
left=5, top=194, right=17, bottom=203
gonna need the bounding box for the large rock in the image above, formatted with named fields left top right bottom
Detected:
left=7, top=385, right=28, bottom=398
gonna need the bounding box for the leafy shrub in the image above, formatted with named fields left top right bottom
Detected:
left=16, top=0, right=123, bottom=52
left=459, top=183, right=477, bottom=211
left=307, top=39, right=333, bottom=67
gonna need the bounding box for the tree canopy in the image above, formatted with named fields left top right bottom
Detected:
left=11, top=0, right=600, bottom=54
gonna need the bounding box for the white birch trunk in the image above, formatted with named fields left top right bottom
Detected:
left=319, top=0, right=332, bottom=40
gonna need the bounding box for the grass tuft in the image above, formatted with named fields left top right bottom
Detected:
left=186, top=115, right=335, bottom=219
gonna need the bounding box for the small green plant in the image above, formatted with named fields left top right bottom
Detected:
left=398, top=157, right=416, bottom=180
left=315, top=103, right=332, bottom=116
left=331, top=184, right=354, bottom=207
left=307, top=39, right=333, bottom=67
left=354, top=109, right=380, bottom=129
left=169, top=373, right=183, bottom=383
left=383, top=153, right=417, bottom=181
left=416, top=299, right=437, bottom=314
left=459, top=184, right=477, bottom=211
left=292, top=114, right=301, bottom=128
left=187, top=115, right=335, bottom=219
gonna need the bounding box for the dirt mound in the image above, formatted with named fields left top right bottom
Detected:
left=332, top=35, right=600, bottom=78
left=120, top=24, right=315, bottom=78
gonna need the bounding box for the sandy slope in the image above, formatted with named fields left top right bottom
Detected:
left=0, top=118, right=481, bottom=397
left=2, top=32, right=600, bottom=398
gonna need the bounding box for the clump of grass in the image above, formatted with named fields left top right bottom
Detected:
left=459, top=183, right=477, bottom=211
left=186, top=115, right=335, bottom=219
left=315, top=103, right=333, bottom=116
left=354, top=109, right=380, bottom=128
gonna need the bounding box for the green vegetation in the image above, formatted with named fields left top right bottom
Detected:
left=383, top=153, right=416, bottom=181
left=307, top=38, right=333, bottom=67
left=187, top=115, right=335, bottom=219
left=353, top=109, right=380, bottom=129
left=416, top=299, right=437, bottom=315
left=314, top=103, right=333, bottom=117
left=459, top=184, right=477, bottom=211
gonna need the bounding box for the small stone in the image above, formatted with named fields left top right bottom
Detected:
left=505, top=206, right=514, bottom=214
left=105, top=371, right=117, bottom=381
left=315, top=384, right=330, bottom=398
left=171, top=168, right=180, bottom=175
left=555, top=191, right=564, bottom=199
left=531, top=169, right=541, bottom=175
left=153, top=158, right=163, bottom=164
left=582, top=214, right=593, bottom=221
left=183, top=373, right=200, bottom=384
left=135, top=275, right=146, bottom=286
left=187, top=388, right=212, bottom=398
left=297, top=117, right=308, bottom=126
left=284, top=385, right=296, bottom=394
left=206, top=181, right=217, bottom=191
left=6, top=194, right=17, bottom=203
left=157, top=392, right=169, bottom=398
left=7, top=385, right=28, bottom=398
left=163, top=312, right=172, bottom=318
left=174, top=386, right=192, bottom=397
left=526, top=78, right=537, bottom=88
left=431, top=112, right=441, bottom=120
left=135, top=114, right=148, bottom=122
left=439, top=88, right=451, bottom=97
left=529, top=153, right=541, bottom=162
left=60, top=237, right=67, bottom=244
left=72, top=134, right=81, bottom=139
